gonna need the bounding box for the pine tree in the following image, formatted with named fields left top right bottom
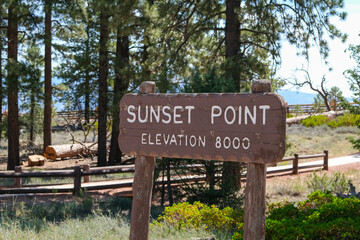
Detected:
left=19, top=46, right=43, bottom=146
left=97, top=1, right=112, bottom=166
left=7, top=0, right=20, bottom=170
left=43, top=0, right=52, bottom=150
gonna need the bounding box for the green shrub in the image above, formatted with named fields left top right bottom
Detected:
left=306, top=171, right=349, bottom=194
left=327, top=113, right=360, bottom=128
left=153, top=191, right=360, bottom=239
left=286, top=113, right=295, bottom=118
left=301, top=115, right=330, bottom=127
left=154, top=201, right=243, bottom=233
left=266, top=191, right=360, bottom=239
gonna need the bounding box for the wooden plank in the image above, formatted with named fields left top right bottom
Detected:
left=298, top=164, right=323, bottom=169
left=298, top=154, right=325, bottom=159
left=0, top=170, right=74, bottom=178
left=119, top=91, right=286, bottom=164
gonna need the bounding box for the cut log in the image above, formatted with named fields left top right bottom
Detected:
left=28, top=155, right=46, bottom=166
left=44, top=143, right=109, bottom=160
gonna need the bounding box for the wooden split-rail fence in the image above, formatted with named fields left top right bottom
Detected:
left=0, top=150, right=329, bottom=196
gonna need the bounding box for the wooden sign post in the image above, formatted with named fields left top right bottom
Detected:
left=244, top=79, right=273, bottom=240
left=129, top=82, right=156, bottom=240
left=119, top=79, right=286, bottom=240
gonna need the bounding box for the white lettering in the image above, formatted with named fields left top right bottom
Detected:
left=150, top=106, right=160, bottom=123
left=214, top=136, right=250, bottom=150
left=163, top=134, right=170, bottom=144
left=127, top=105, right=136, bottom=123
left=245, top=106, right=256, bottom=125
left=185, top=106, right=195, bottom=124
left=156, top=134, right=161, bottom=145
left=242, top=137, right=250, bottom=149
left=224, top=106, right=236, bottom=124
left=173, top=106, right=183, bottom=124
left=170, top=135, right=177, bottom=145
left=178, top=135, right=184, bottom=145
left=223, top=137, right=231, bottom=149
left=233, top=137, right=240, bottom=149
left=259, top=105, right=270, bottom=125
left=198, top=136, right=206, bottom=147
left=138, top=106, right=148, bottom=123
left=211, top=106, right=222, bottom=124
left=141, top=133, right=147, bottom=144
left=162, top=106, right=171, bottom=124
left=238, top=106, right=242, bottom=124
left=190, top=135, right=197, bottom=147
left=148, top=134, right=154, bottom=145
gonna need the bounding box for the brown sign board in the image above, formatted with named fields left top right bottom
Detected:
left=119, top=93, right=286, bottom=164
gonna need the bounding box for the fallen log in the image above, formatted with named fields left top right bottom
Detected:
left=44, top=142, right=109, bottom=160
left=286, top=110, right=344, bottom=126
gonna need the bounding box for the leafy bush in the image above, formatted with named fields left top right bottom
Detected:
left=154, top=201, right=243, bottom=233
left=306, top=171, right=349, bottom=194
left=266, top=191, right=360, bottom=239
left=155, top=192, right=360, bottom=239
left=327, top=113, right=360, bottom=128
left=301, top=115, right=330, bottom=127
left=286, top=113, right=295, bottom=118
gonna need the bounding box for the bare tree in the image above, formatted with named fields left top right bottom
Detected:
left=292, top=68, right=332, bottom=111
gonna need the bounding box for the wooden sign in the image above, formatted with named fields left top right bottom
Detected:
left=119, top=92, right=286, bottom=164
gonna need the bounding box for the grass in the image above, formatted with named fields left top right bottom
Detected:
left=285, top=125, right=359, bottom=157
left=266, top=168, right=360, bottom=204
left=0, top=196, right=214, bottom=240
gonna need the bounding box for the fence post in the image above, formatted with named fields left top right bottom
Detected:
left=14, top=166, right=22, bottom=188
left=323, top=150, right=329, bottom=171
left=73, top=166, right=82, bottom=196
left=293, top=153, right=299, bottom=175
left=83, top=164, right=90, bottom=183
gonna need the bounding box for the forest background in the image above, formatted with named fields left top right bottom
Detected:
left=0, top=0, right=356, bottom=186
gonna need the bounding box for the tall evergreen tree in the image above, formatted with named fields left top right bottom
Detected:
left=19, top=46, right=43, bottom=146
left=7, top=0, right=19, bottom=170
left=108, top=0, right=134, bottom=165
left=54, top=0, right=99, bottom=114
left=43, top=0, right=52, bottom=150
left=97, top=3, right=111, bottom=166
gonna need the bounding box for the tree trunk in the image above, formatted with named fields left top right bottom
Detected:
left=97, top=11, right=110, bottom=166
left=44, top=142, right=110, bottom=160
left=109, top=26, right=129, bottom=165
left=43, top=0, right=52, bottom=151
left=225, top=0, right=241, bottom=90
left=84, top=24, right=91, bottom=124
left=0, top=39, right=3, bottom=145
left=7, top=1, right=20, bottom=170
left=222, top=0, right=242, bottom=190
left=29, top=93, right=35, bottom=146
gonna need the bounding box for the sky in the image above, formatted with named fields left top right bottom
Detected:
left=277, top=0, right=360, bottom=99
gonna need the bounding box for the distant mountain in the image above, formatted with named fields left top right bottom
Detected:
left=277, top=90, right=317, bottom=105
left=277, top=90, right=353, bottom=105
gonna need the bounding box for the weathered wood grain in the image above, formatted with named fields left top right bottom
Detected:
left=129, top=81, right=156, bottom=240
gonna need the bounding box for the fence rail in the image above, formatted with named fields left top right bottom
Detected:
left=0, top=150, right=329, bottom=196
left=287, top=103, right=356, bottom=115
